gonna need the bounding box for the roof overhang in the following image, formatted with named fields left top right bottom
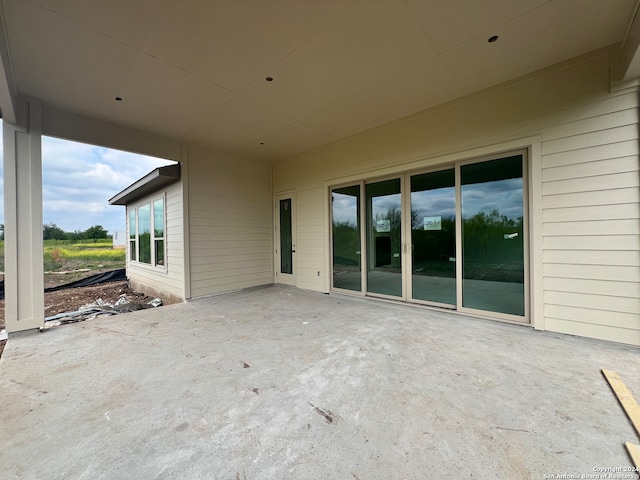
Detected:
left=1, top=0, right=636, bottom=162
left=617, top=0, right=640, bottom=81
left=108, top=163, right=180, bottom=206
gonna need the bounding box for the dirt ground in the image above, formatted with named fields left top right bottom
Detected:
left=0, top=272, right=159, bottom=359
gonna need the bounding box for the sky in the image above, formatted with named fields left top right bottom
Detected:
left=0, top=124, right=176, bottom=235
left=332, top=178, right=523, bottom=226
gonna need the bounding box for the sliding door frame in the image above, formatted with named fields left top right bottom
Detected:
left=330, top=181, right=367, bottom=296
left=326, top=142, right=535, bottom=327
left=364, top=175, right=406, bottom=301
left=455, top=150, right=530, bottom=324
left=403, top=164, right=457, bottom=309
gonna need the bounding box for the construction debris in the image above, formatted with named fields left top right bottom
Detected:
left=40, top=296, right=163, bottom=331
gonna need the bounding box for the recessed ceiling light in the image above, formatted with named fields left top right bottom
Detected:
left=265, top=76, right=273, bottom=82
left=488, top=35, right=499, bottom=43
left=115, top=96, right=123, bottom=101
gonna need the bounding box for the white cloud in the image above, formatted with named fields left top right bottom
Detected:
left=332, top=192, right=358, bottom=224
left=0, top=126, right=176, bottom=235
left=462, top=178, right=523, bottom=220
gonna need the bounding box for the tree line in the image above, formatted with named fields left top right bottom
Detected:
left=0, top=223, right=110, bottom=243
left=42, top=223, right=109, bottom=242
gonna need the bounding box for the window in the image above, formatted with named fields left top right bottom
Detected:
left=153, top=199, right=165, bottom=266
left=128, top=195, right=165, bottom=267
left=129, top=210, right=137, bottom=261
left=138, top=204, right=151, bottom=263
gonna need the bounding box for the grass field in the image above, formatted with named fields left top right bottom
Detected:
left=0, top=239, right=126, bottom=272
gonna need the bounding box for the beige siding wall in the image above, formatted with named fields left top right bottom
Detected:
left=127, top=181, right=185, bottom=302
left=187, top=145, right=272, bottom=298
left=295, top=187, right=326, bottom=290
left=272, top=48, right=640, bottom=346
left=540, top=86, right=640, bottom=345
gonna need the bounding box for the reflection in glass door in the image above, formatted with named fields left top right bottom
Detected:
left=410, top=169, right=456, bottom=305
left=275, top=193, right=296, bottom=286
left=460, top=155, right=525, bottom=316
left=329, top=151, right=527, bottom=322
left=332, top=185, right=361, bottom=291
left=366, top=179, right=402, bottom=297
left=280, top=198, right=293, bottom=274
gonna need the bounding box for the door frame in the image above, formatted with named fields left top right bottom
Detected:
left=326, top=148, right=531, bottom=325
left=403, top=165, right=457, bottom=309
left=455, top=150, right=530, bottom=324
left=274, top=192, right=297, bottom=286
left=329, top=181, right=367, bottom=295
left=363, top=175, right=407, bottom=301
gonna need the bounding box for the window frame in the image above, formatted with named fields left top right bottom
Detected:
left=129, top=209, right=137, bottom=262
left=127, top=193, right=167, bottom=270
left=153, top=198, right=165, bottom=267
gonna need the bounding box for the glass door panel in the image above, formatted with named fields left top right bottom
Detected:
left=279, top=199, right=293, bottom=274
left=275, top=193, right=296, bottom=286
left=366, top=179, right=402, bottom=297
left=332, top=185, right=361, bottom=291
left=410, top=169, right=456, bottom=305
left=460, top=155, right=525, bottom=316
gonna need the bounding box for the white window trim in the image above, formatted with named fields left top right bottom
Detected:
left=127, top=192, right=167, bottom=272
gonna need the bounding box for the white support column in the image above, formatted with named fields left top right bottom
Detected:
left=3, top=98, right=44, bottom=333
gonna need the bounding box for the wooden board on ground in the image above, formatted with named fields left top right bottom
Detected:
left=602, top=369, right=640, bottom=437
left=625, top=442, right=640, bottom=470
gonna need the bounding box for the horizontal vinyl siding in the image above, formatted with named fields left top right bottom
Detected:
left=540, top=318, right=639, bottom=345
left=271, top=49, right=639, bottom=345
left=543, top=187, right=639, bottom=209
left=542, top=171, right=639, bottom=195
left=540, top=82, right=640, bottom=345
left=542, top=156, right=638, bottom=182
left=543, top=219, right=639, bottom=236
left=188, top=146, right=272, bottom=298
left=294, top=187, right=326, bottom=291
left=189, top=246, right=271, bottom=258
left=128, top=263, right=183, bottom=301
left=544, top=277, right=640, bottom=299
left=541, top=143, right=639, bottom=170
left=543, top=250, right=640, bottom=266
left=542, top=203, right=639, bottom=222
left=127, top=181, right=185, bottom=301
left=544, top=235, right=640, bottom=250
left=545, top=304, right=639, bottom=330
left=191, top=264, right=272, bottom=283
left=544, top=263, right=640, bottom=283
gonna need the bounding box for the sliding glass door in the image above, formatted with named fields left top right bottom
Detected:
left=460, top=156, right=525, bottom=316
left=329, top=152, right=527, bottom=323
left=332, top=185, right=361, bottom=292
left=366, top=179, right=402, bottom=298
left=410, top=169, right=456, bottom=306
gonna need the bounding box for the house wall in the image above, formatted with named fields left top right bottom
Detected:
left=127, top=181, right=185, bottom=304
left=41, top=106, right=274, bottom=304
left=186, top=145, right=272, bottom=298
left=112, top=231, right=126, bottom=249
left=271, top=48, right=640, bottom=346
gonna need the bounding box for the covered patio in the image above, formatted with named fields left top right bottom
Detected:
left=1, top=286, right=638, bottom=479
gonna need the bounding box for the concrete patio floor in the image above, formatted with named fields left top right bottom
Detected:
left=1, top=285, right=639, bottom=479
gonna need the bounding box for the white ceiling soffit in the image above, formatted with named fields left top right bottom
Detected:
left=1, top=0, right=636, bottom=161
